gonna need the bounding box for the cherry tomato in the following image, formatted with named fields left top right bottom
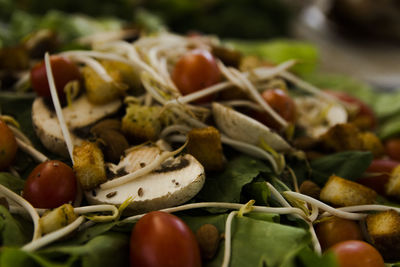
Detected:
left=252, top=89, right=296, bottom=131
left=130, top=211, right=201, bottom=267
left=315, top=217, right=363, bottom=251
left=328, top=240, right=384, bottom=267
left=325, top=90, right=376, bottom=129
left=23, top=160, right=77, bottom=208
left=357, top=159, right=399, bottom=195
left=30, top=56, right=81, bottom=100
left=0, top=120, right=17, bottom=171
left=384, top=138, right=400, bottom=161
left=172, top=49, right=221, bottom=102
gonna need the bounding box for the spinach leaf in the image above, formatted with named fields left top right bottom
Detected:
left=197, top=155, right=271, bottom=204
left=182, top=214, right=311, bottom=267
left=241, top=181, right=270, bottom=206
left=0, top=233, right=130, bottom=267
left=0, top=206, right=32, bottom=246
left=378, top=114, right=400, bottom=140
left=0, top=172, right=25, bottom=193
left=295, top=246, right=338, bottom=267
left=310, top=151, right=373, bottom=186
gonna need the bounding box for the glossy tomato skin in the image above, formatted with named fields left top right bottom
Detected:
left=23, top=160, right=77, bottom=208
left=30, top=56, right=81, bottom=100
left=130, top=211, right=201, bottom=267
left=328, top=240, right=384, bottom=267
left=384, top=138, right=400, bottom=161
left=172, top=49, right=220, bottom=103
left=357, top=159, right=399, bottom=195
left=0, top=120, right=18, bottom=171
left=325, top=90, right=376, bottom=129
left=315, top=217, right=363, bottom=251
left=252, top=89, right=296, bottom=131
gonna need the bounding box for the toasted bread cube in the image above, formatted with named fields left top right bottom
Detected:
left=73, top=141, right=107, bottom=190
left=366, top=210, right=400, bottom=261
left=359, top=132, right=384, bottom=158
left=187, top=126, right=225, bottom=171
left=40, top=204, right=77, bottom=234
left=82, top=62, right=128, bottom=105
left=385, top=165, right=400, bottom=199
left=121, top=104, right=163, bottom=142
left=320, top=175, right=377, bottom=206
left=319, top=123, right=363, bottom=152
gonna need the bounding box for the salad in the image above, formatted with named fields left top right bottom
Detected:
left=1, top=28, right=400, bottom=267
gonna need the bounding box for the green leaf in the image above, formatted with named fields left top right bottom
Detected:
left=182, top=214, right=310, bottom=267
left=310, top=151, right=373, bottom=186
left=378, top=114, right=400, bottom=140
left=0, top=205, right=32, bottom=246
left=295, top=246, right=338, bottom=267
left=197, top=155, right=271, bottom=204
left=0, top=248, right=37, bottom=267
left=229, top=39, right=318, bottom=76
left=242, top=181, right=270, bottom=206
left=0, top=172, right=25, bottom=193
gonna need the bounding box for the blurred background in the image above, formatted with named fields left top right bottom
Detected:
left=0, top=0, right=399, bottom=88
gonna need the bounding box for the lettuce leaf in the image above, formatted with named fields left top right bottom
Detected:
left=228, top=39, right=318, bottom=76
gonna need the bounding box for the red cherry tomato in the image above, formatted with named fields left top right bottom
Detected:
left=315, top=217, right=363, bottom=251
left=23, top=160, right=77, bottom=209
left=172, top=49, right=221, bottom=102
left=0, top=120, right=18, bottom=171
left=357, top=159, right=399, bottom=195
left=30, top=56, right=81, bottom=100
left=328, top=240, right=384, bottom=267
left=325, top=90, right=376, bottom=129
left=130, top=211, right=201, bottom=267
left=384, top=138, right=400, bottom=161
left=252, top=89, right=296, bottom=131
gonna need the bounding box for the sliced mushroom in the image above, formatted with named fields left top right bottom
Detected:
left=212, top=102, right=291, bottom=152
left=85, top=154, right=205, bottom=214
left=32, top=94, right=121, bottom=157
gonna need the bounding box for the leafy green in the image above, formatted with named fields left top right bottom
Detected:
left=295, top=246, right=338, bottom=267
left=310, top=151, right=373, bottom=186
left=182, top=213, right=312, bottom=267
left=196, top=155, right=272, bottom=204
left=230, top=39, right=318, bottom=76
left=0, top=172, right=25, bottom=193
left=0, top=233, right=130, bottom=267
left=0, top=206, right=32, bottom=246
left=378, top=114, right=400, bottom=139
left=241, top=181, right=270, bottom=206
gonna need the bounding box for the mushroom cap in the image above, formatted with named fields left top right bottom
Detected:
left=85, top=154, right=205, bottom=214
left=212, top=102, right=291, bottom=152
left=32, top=95, right=121, bottom=157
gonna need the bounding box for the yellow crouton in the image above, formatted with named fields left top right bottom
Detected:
left=40, top=204, right=77, bottom=234
left=320, top=175, right=377, bottom=206
left=82, top=61, right=128, bottom=105
left=121, top=104, right=163, bottom=142
left=187, top=126, right=225, bottom=171
left=366, top=210, right=400, bottom=261
left=319, top=123, right=363, bottom=152
left=385, top=165, right=400, bottom=199
left=73, top=141, right=107, bottom=190
left=359, top=132, right=384, bottom=158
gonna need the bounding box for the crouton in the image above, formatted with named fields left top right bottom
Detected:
left=319, top=123, right=384, bottom=157
left=187, top=126, right=225, bottom=171
left=82, top=62, right=128, bottom=105
left=359, top=132, right=384, bottom=158
left=40, top=204, right=77, bottom=234
left=320, top=175, right=377, bottom=206
left=385, top=165, right=400, bottom=199
left=121, top=104, right=163, bottom=142
left=73, top=141, right=107, bottom=190
left=99, top=60, right=141, bottom=91
left=366, top=210, right=400, bottom=261
left=319, top=123, right=363, bottom=152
